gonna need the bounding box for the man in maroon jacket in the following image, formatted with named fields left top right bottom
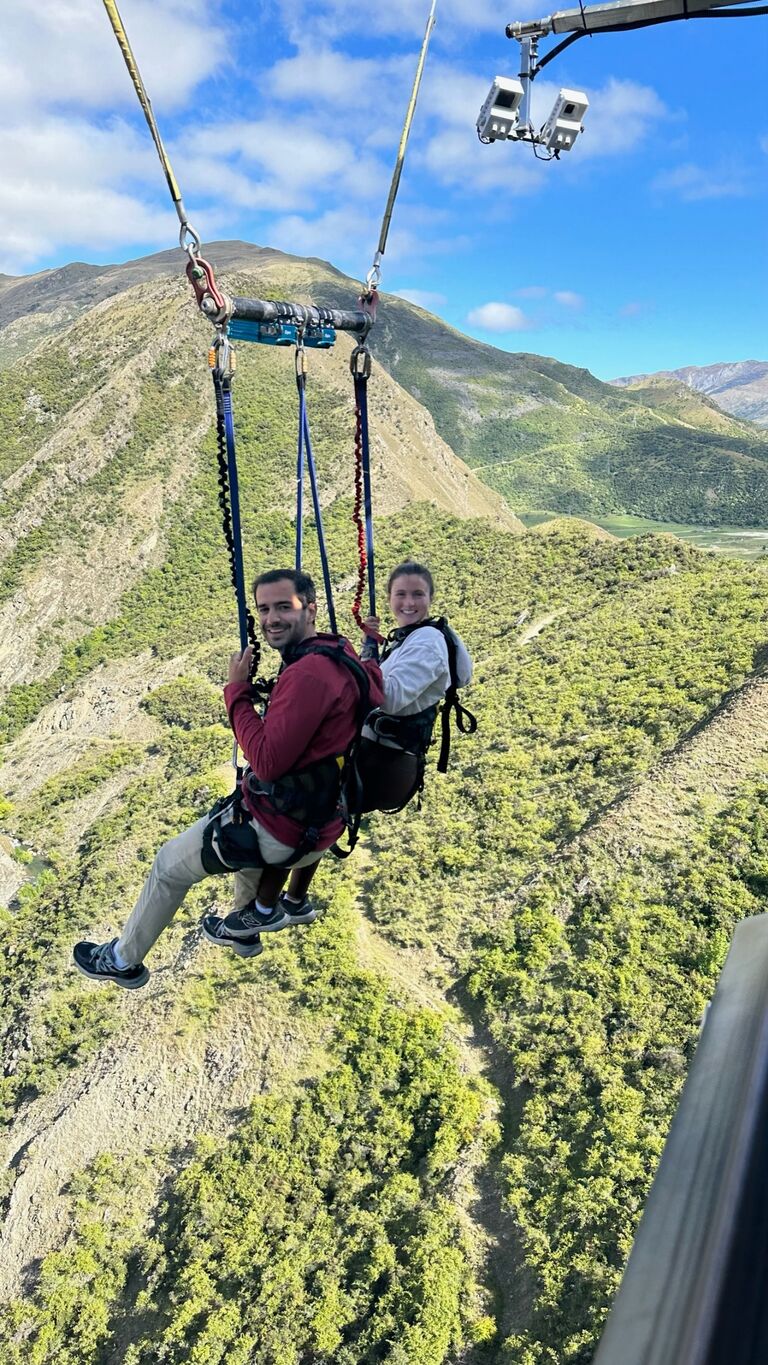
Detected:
left=73, top=569, right=384, bottom=989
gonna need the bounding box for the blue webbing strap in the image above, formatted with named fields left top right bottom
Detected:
left=295, top=359, right=338, bottom=634
left=302, top=402, right=338, bottom=635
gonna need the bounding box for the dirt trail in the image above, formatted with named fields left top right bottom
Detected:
left=585, top=670, right=768, bottom=859
left=0, top=936, right=323, bottom=1301
left=518, top=611, right=564, bottom=645
left=352, top=910, right=528, bottom=1344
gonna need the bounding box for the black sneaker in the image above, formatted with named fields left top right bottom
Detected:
left=201, top=914, right=264, bottom=958
left=279, top=893, right=318, bottom=924
left=222, top=902, right=291, bottom=937
left=73, top=938, right=149, bottom=990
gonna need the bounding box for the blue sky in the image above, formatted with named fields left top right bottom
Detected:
left=1, top=0, right=766, bottom=379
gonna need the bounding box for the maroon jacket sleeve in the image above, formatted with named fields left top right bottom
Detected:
left=361, top=658, right=385, bottom=707
left=223, top=665, right=339, bottom=782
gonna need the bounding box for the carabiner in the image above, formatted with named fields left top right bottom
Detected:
left=350, top=344, right=372, bottom=379
left=180, top=221, right=202, bottom=258
left=211, top=329, right=235, bottom=383
left=295, top=337, right=308, bottom=380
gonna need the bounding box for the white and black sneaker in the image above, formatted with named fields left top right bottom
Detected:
left=222, top=902, right=291, bottom=937
left=279, top=893, right=318, bottom=925
left=73, top=938, right=149, bottom=990
left=201, top=914, right=263, bottom=958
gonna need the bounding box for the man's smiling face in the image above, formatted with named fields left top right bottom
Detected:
left=256, top=579, right=317, bottom=655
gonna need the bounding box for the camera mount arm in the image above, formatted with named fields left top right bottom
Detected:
left=507, top=0, right=766, bottom=41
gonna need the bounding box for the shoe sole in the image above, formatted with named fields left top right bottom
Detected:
left=224, top=913, right=291, bottom=937
left=73, top=959, right=150, bottom=990
left=284, top=908, right=318, bottom=924
left=231, top=940, right=264, bottom=958
left=202, top=921, right=264, bottom=957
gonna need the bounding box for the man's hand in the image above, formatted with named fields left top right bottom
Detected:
left=228, top=645, right=254, bottom=685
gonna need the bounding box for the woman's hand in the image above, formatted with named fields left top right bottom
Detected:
left=361, top=614, right=381, bottom=638
left=228, top=645, right=254, bottom=684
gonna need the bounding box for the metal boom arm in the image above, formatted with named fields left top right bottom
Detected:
left=508, top=0, right=761, bottom=37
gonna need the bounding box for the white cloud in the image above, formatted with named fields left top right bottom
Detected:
left=393, top=288, right=447, bottom=311
left=268, top=207, right=380, bottom=272
left=266, top=48, right=405, bottom=115
left=466, top=302, right=532, bottom=332
left=185, top=120, right=385, bottom=213
left=0, top=184, right=178, bottom=272
left=516, top=285, right=548, bottom=299
left=554, top=290, right=584, bottom=309
left=0, top=1, right=227, bottom=113
left=652, top=162, right=751, bottom=200
left=619, top=301, right=646, bottom=318
left=276, top=0, right=503, bottom=43
left=0, top=117, right=175, bottom=270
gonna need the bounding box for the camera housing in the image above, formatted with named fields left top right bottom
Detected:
left=477, top=76, right=525, bottom=141
left=540, top=88, right=589, bottom=152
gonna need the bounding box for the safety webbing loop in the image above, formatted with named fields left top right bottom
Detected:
left=101, top=0, right=200, bottom=253
left=210, top=344, right=258, bottom=664
left=295, top=347, right=306, bottom=574
left=294, top=351, right=338, bottom=634
left=366, top=0, right=437, bottom=291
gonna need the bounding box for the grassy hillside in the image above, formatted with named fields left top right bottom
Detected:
left=0, top=248, right=515, bottom=705
left=3, top=242, right=768, bottom=530
left=354, top=291, right=768, bottom=527
left=612, top=360, right=768, bottom=428
left=4, top=244, right=768, bottom=1362
left=3, top=502, right=768, bottom=1360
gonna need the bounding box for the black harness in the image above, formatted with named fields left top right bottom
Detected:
left=201, top=636, right=372, bottom=873
left=377, top=617, right=477, bottom=772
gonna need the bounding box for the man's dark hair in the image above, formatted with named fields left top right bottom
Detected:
left=386, top=561, right=435, bottom=598
left=253, top=568, right=317, bottom=606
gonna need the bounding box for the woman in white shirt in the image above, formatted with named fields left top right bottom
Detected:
left=358, top=560, right=473, bottom=810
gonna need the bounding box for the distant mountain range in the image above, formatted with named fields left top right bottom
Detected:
left=611, top=361, right=768, bottom=428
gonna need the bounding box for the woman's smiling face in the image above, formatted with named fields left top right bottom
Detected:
left=389, top=573, right=432, bottom=629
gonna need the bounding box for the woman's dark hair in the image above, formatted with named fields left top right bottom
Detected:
left=253, top=568, right=317, bottom=606
left=386, top=561, right=434, bottom=598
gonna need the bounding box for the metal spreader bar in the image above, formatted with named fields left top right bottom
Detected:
left=508, top=0, right=760, bottom=36
left=228, top=296, right=370, bottom=334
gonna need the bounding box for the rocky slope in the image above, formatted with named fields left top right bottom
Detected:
left=0, top=247, right=518, bottom=703
left=612, top=360, right=768, bottom=428
left=4, top=241, right=768, bottom=530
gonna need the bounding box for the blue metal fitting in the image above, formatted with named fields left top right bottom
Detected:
left=303, top=325, right=337, bottom=350
left=227, top=319, right=299, bottom=347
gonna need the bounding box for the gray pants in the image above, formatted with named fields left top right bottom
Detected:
left=117, top=810, right=323, bottom=965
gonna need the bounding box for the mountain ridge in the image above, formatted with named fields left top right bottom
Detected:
left=611, top=359, right=768, bottom=427
left=4, top=241, right=768, bottom=528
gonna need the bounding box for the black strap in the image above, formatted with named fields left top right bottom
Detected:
left=437, top=688, right=478, bottom=773
left=201, top=791, right=322, bottom=873
left=269, top=636, right=372, bottom=855
left=383, top=617, right=477, bottom=774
